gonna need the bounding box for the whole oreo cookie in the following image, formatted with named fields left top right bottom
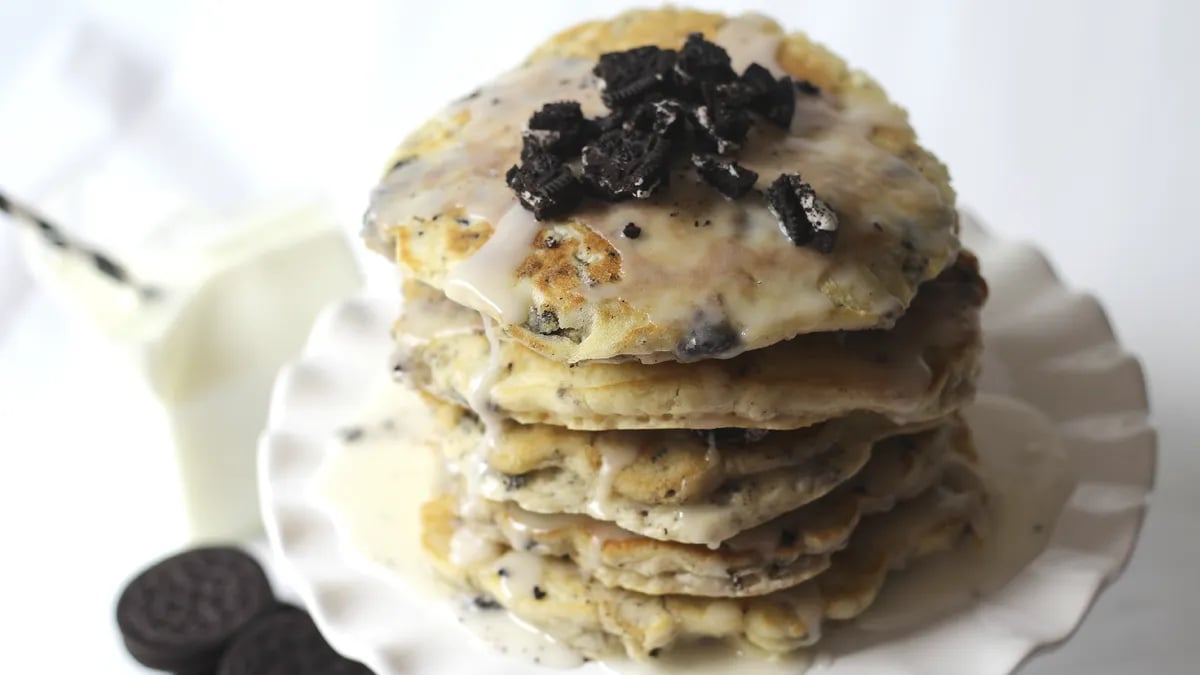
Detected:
left=217, top=606, right=374, bottom=675
left=116, top=547, right=275, bottom=674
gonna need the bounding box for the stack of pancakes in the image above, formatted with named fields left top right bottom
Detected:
left=364, top=8, right=988, bottom=660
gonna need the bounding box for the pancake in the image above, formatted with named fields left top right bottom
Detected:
left=395, top=251, right=986, bottom=431
left=489, top=495, right=847, bottom=598
left=475, top=412, right=924, bottom=507
left=421, top=461, right=985, bottom=659
left=480, top=419, right=972, bottom=597
left=365, top=9, right=960, bottom=363
left=429, top=379, right=965, bottom=546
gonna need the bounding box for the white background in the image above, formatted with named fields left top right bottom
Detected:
left=0, top=0, right=1196, bottom=672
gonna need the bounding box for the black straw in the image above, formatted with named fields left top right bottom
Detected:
left=0, top=189, right=160, bottom=299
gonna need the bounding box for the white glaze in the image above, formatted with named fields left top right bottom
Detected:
left=459, top=316, right=505, bottom=520
left=456, top=600, right=586, bottom=669
left=833, top=394, right=1074, bottom=638
left=318, top=381, right=440, bottom=589
left=445, top=204, right=540, bottom=324
left=450, top=523, right=502, bottom=567
left=588, top=439, right=643, bottom=520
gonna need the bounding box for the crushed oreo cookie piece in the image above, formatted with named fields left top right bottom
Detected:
left=622, top=222, right=642, bottom=239
left=740, top=63, right=795, bottom=128
left=593, top=111, right=626, bottom=134
left=625, top=98, right=691, bottom=139
left=674, top=33, right=737, bottom=97
left=593, top=46, right=677, bottom=108
left=505, top=32, right=809, bottom=226
left=526, top=101, right=599, bottom=156
left=758, top=78, right=796, bottom=128
left=692, top=82, right=752, bottom=153
left=582, top=129, right=671, bottom=200
left=505, top=151, right=583, bottom=220
left=676, top=317, right=741, bottom=360
left=691, top=153, right=758, bottom=198
left=740, top=63, right=775, bottom=98
left=519, top=132, right=555, bottom=162
left=765, top=173, right=839, bottom=252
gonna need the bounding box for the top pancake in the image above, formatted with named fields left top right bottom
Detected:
left=364, top=8, right=959, bottom=363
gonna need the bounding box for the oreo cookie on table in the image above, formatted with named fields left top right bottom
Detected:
left=217, top=606, right=372, bottom=675
left=116, top=547, right=275, bottom=674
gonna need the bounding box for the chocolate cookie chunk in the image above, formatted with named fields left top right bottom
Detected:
left=624, top=98, right=691, bottom=140
left=675, top=316, right=741, bottom=360
left=691, top=153, right=758, bottom=199
left=674, top=33, right=737, bottom=97
left=692, top=82, right=752, bottom=153
left=593, top=45, right=677, bottom=108
left=740, top=63, right=796, bottom=128
left=505, top=150, right=584, bottom=220
left=765, top=173, right=839, bottom=252
left=581, top=128, right=671, bottom=200
left=116, top=547, right=275, bottom=674
left=525, top=101, right=599, bottom=156
left=217, top=606, right=373, bottom=675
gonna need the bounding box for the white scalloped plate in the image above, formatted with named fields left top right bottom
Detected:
left=259, top=215, right=1155, bottom=675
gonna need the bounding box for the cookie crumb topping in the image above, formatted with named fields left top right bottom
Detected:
left=765, top=173, right=839, bottom=252
left=504, top=32, right=838, bottom=253
left=593, top=45, right=677, bottom=108
left=525, top=101, right=599, bottom=156
left=691, top=153, right=758, bottom=199
left=581, top=129, right=671, bottom=200
left=504, top=150, right=583, bottom=219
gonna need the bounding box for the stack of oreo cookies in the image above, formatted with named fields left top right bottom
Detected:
left=116, top=547, right=372, bottom=674
left=364, top=8, right=988, bottom=661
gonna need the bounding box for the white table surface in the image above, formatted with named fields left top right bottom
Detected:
left=0, top=1, right=1196, bottom=673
